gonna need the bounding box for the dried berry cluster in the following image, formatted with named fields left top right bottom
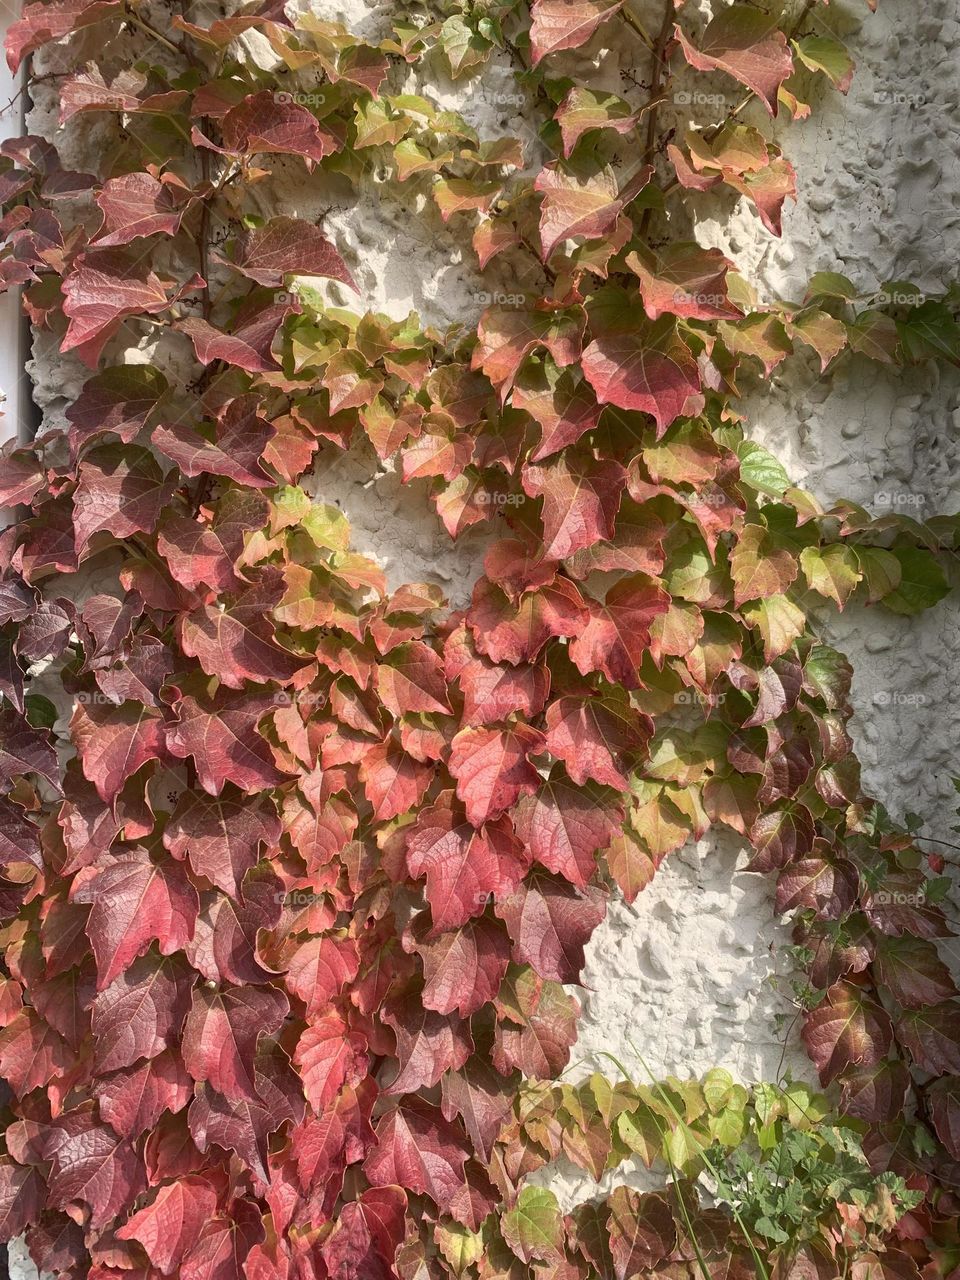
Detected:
left=0, top=0, right=959, bottom=1277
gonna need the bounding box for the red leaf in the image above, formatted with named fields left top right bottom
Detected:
left=0, top=707, right=60, bottom=793
left=177, top=304, right=291, bottom=374
left=163, top=787, right=281, bottom=898
left=675, top=7, right=794, bottom=117
left=376, top=640, right=453, bottom=717
left=535, top=160, right=651, bottom=262
left=407, top=911, right=511, bottom=1017
left=290, top=1078, right=376, bottom=1192
left=202, top=90, right=339, bottom=167
left=544, top=696, right=650, bottom=789
left=514, top=776, right=623, bottom=887
left=224, top=216, right=355, bottom=290
left=358, top=736, right=433, bottom=822
left=496, top=870, right=605, bottom=983
left=582, top=305, right=703, bottom=434
left=91, top=952, right=194, bottom=1073
left=0, top=1007, right=72, bottom=1096
left=406, top=802, right=530, bottom=932
left=493, top=967, right=578, bottom=1078
left=6, top=0, right=121, bottom=73
left=180, top=1200, right=265, bottom=1280
left=293, top=1010, right=367, bottom=1112
left=801, top=981, right=893, bottom=1084
left=627, top=241, right=743, bottom=321
left=927, top=1076, right=960, bottom=1160
left=897, top=1002, right=960, bottom=1075
left=445, top=626, right=550, bottom=727
left=73, top=849, right=199, bottom=989
left=117, top=1176, right=218, bottom=1275
left=94, top=171, right=196, bottom=246
left=449, top=725, right=546, bottom=826
left=165, top=688, right=294, bottom=795
left=363, top=1099, right=470, bottom=1213
left=98, top=1048, right=193, bottom=1138
left=467, top=576, right=587, bottom=666
left=73, top=444, right=176, bottom=556
left=61, top=249, right=193, bottom=367
left=178, top=576, right=311, bottom=690
left=569, top=574, right=670, bottom=688
left=0, top=1158, right=44, bottom=1240
left=285, top=934, right=360, bottom=1018
left=522, top=451, right=626, bottom=560
left=381, top=986, right=474, bottom=1094
left=182, top=983, right=289, bottom=1101
left=156, top=490, right=269, bottom=594
left=441, top=1056, right=517, bottom=1163
left=512, top=362, right=601, bottom=462
left=47, top=1107, right=144, bottom=1230
left=529, top=0, right=622, bottom=65
left=153, top=394, right=276, bottom=489
left=473, top=305, right=584, bottom=399
left=70, top=698, right=166, bottom=803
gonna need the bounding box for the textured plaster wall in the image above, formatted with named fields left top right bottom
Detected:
left=10, top=0, right=960, bottom=1266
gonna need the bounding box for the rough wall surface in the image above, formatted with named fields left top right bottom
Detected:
left=10, top=0, right=959, bottom=1268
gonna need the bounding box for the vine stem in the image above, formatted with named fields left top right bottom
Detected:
left=638, top=0, right=676, bottom=238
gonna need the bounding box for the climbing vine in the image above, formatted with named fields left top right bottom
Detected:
left=0, top=0, right=958, bottom=1277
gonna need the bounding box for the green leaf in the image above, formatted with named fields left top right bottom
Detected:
left=881, top=547, right=949, bottom=615
left=793, top=35, right=854, bottom=92
left=501, top=1187, right=564, bottom=1263
left=736, top=439, right=791, bottom=497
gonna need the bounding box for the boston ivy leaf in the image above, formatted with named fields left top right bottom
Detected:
left=198, top=90, right=339, bottom=168
left=47, top=1108, right=143, bottom=1230
left=165, top=688, right=294, bottom=795
left=406, top=911, right=511, bottom=1017
left=117, top=1175, right=218, bottom=1275
left=6, top=0, right=122, bottom=74
left=90, top=951, right=194, bottom=1073
left=502, top=1186, right=564, bottom=1264
left=97, top=1048, right=193, bottom=1139
left=675, top=7, right=794, bottom=116
left=182, top=982, right=289, bottom=1101
left=467, top=576, right=587, bottom=666
left=838, top=1059, right=910, bottom=1125
left=73, top=848, right=199, bottom=990
left=293, top=1010, right=368, bottom=1112
left=555, top=87, right=640, bottom=159
left=153, top=394, right=276, bottom=489
left=61, top=249, right=194, bottom=367
left=897, top=1002, right=960, bottom=1074
left=70, top=699, right=166, bottom=803
left=179, top=574, right=311, bottom=689
left=927, top=1075, right=960, bottom=1160
left=607, top=1186, right=675, bottom=1277
left=405, top=802, right=530, bottom=932
left=163, top=787, right=280, bottom=899
left=0, top=1007, right=72, bottom=1097
left=363, top=1099, right=471, bottom=1213
left=873, top=936, right=958, bottom=1009
left=495, top=869, right=605, bottom=983
left=529, top=0, right=623, bottom=65
left=801, top=981, right=893, bottom=1084
left=522, top=451, right=627, bottom=560
left=284, top=934, right=360, bottom=1018
left=94, top=171, right=197, bottom=246
left=544, top=695, right=650, bottom=789
left=73, top=444, right=176, bottom=557
left=180, top=1201, right=265, bottom=1280
left=0, top=706, right=59, bottom=793
left=473, top=304, right=584, bottom=399
left=514, top=775, right=623, bottom=888
left=627, top=242, right=742, bottom=322
left=582, top=293, right=703, bottom=434
left=569, top=573, right=670, bottom=688
left=535, top=160, right=651, bottom=262
left=381, top=986, right=474, bottom=1094
left=493, top=966, right=578, bottom=1079
left=376, top=640, right=453, bottom=717
left=0, top=1158, right=44, bottom=1241
left=224, top=216, right=356, bottom=290
left=449, top=724, right=546, bottom=826
left=358, top=735, right=434, bottom=821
